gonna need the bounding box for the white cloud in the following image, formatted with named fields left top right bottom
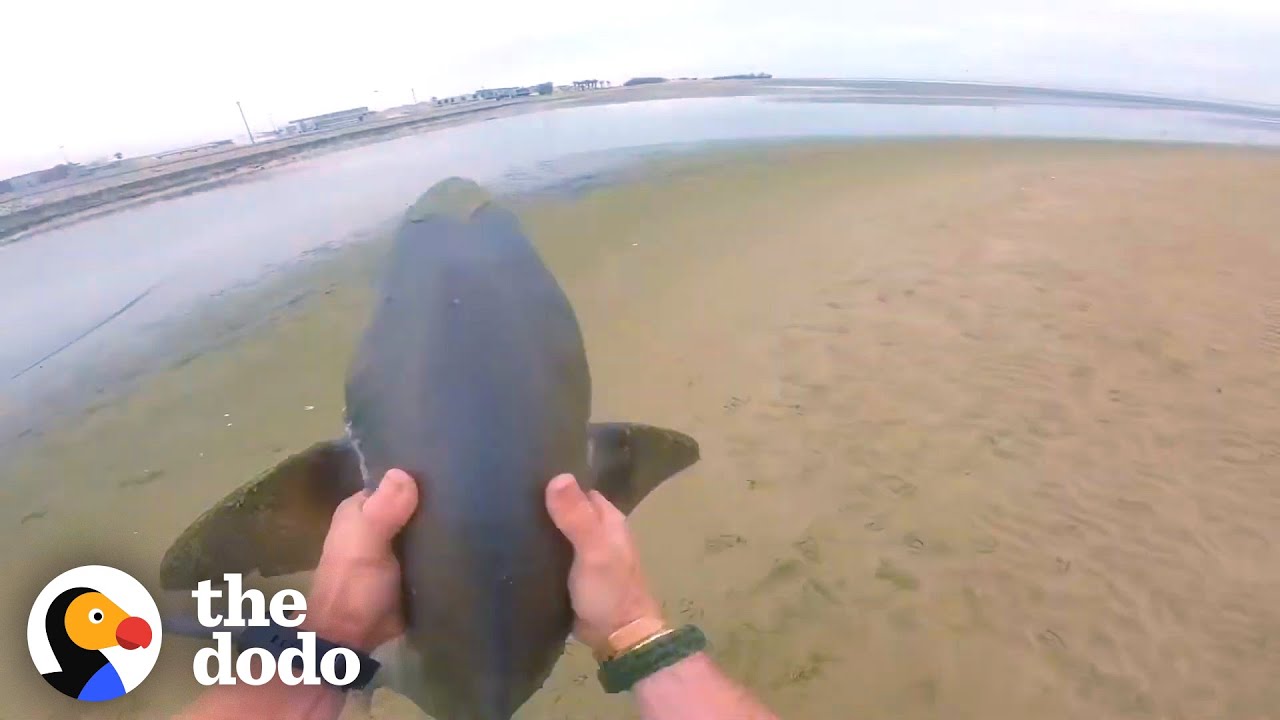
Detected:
left=1, top=0, right=1276, bottom=176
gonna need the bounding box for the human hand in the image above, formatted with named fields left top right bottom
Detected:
left=302, top=469, right=419, bottom=653
left=544, top=474, right=664, bottom=657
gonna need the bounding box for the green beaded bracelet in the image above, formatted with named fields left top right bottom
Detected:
left=598, top=624, right=708, bottom=694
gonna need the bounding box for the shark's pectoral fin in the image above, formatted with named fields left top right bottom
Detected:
left=159, top=439, right=364, bottom=590
left=586, top=422, right=700, bottom=515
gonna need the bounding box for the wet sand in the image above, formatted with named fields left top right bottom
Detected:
left=4, top=139, right=1280, bottom=719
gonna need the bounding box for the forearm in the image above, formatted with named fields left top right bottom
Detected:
left=633, top=652, right=779, bottom=720
left=176, top=616, right=357, bottom=720
left=174, top=679, right=346, bottom=720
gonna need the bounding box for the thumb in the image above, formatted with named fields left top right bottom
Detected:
left=545, top=474, right=600, bottom=550
left=360, top=469, right=419, bottom=541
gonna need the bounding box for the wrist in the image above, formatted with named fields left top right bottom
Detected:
left=597, top=624, right=708, bottom=694
left=298, top=605, right=375, bottom=653
left=588, top=593, right=666, bottom=659
left=593, top=616, right=670, bottom=662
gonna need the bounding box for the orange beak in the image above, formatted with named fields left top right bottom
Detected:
left=115, top=616, right=152, bottom=650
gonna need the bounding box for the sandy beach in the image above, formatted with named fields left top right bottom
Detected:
left=4, top=139, right=1280, bottom=719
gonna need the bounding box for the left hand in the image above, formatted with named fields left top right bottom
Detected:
left=302, top=469, right=419, bottom=653
left=544, top=474, right=664, bottom=657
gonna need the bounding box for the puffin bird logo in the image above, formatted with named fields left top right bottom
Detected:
left=28, top=566, right=162, bottom=702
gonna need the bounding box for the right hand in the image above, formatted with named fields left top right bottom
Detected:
left=545, top=473, right=664, bottom=656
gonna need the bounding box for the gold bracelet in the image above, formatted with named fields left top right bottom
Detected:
left=594, top=617, right=670, bottom=662
left=619, top=628, right=675, bottom=657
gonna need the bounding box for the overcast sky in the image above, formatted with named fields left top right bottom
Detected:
left=2, top=0, right=1278, bottom=176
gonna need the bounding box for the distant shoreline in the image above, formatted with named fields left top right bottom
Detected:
left=3, top=76, right=1278, bottom=245
left=0, top=79, right=773, bottom=245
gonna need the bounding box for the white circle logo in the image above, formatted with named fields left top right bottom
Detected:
left=27, top=565, right=163, bottom=702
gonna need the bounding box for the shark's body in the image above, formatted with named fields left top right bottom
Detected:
left=160, top=178, right=698, bottom=719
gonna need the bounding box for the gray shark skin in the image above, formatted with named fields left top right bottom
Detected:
left=159, top=177, right=700, bottom=720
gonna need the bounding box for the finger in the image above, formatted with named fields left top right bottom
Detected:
left=360, top=468, right=419, bottom=541
left=545, top=474, right=600, bottom=549
left=332, top=488, right=370, bottom=520
left=587, top=490, right=627, bottom=526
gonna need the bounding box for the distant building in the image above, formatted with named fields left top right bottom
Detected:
left=430, top=82, right=552, bottom=108
left=436, top=93, right=478, bottom=106
left=475, top=87, right=525, bottom=100
left=283, top=107, right=370, bottom=135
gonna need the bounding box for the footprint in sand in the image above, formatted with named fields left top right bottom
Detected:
left=875, top=558, right=920, bottom=591
left=772, top=651, right=837, bottom=689
left=118, top=468, right=166, bottom=488
left=21, top=509, right=48, bottom=525
left=706, top=533, right=747, bottom=554
left=793, top=536, right=821, bottom=562
left=971, top=535, right=999, bottom=554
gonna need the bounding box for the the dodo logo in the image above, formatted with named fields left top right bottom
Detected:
left=27, top=565, right=162, bottom=702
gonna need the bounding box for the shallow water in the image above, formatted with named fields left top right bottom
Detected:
left=4, top=86, right=1280, bottom=444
